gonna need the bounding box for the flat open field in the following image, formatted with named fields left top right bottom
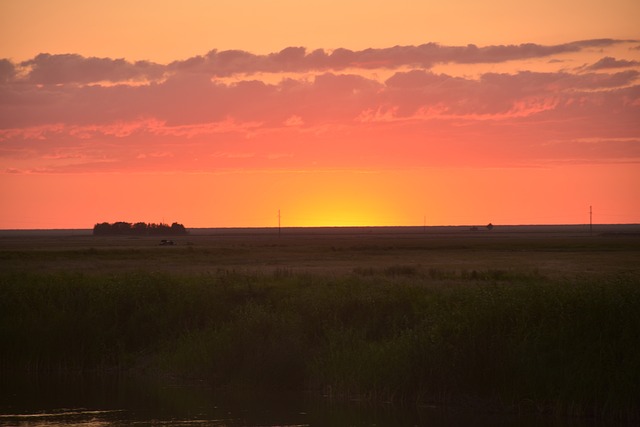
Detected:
left=1, top=224, right=639, bottom=278
left=1, top=225, right=639, bottom=419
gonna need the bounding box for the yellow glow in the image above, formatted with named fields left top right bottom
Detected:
left=292, top=196, right=388, bottom=227
left=280, top=170, right=397, bottom=227
left=2, top=165, right=639, bottom=229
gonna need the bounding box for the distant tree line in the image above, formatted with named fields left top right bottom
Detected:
left=93, top=221, right=188, bottom=236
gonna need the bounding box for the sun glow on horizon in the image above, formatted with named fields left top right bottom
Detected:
left=4, top=163, right=637, bottom=230
left=287, top=197, right=393, bottom=227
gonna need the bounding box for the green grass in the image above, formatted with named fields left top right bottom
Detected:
left=1, top=267, right=638, bottom=419
left=1, top=231, right=639, bottom=420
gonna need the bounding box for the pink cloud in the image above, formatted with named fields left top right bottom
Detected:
left=0, top=59, right=15, bottom=83
left=20, top=53, right=164, bottom=85
left=2, top=39, right=633, bottom=86
left=1, top=40, right=639, bottom=174
left=585, top=56, right=640, bottom=71
left=168, top=39, right=630, bottom=77
left=2, top=68, right=637, bottom=129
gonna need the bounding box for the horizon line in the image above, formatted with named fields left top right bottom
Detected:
left=2, top=223, right=639, bottom=232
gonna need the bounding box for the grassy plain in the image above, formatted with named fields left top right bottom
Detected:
left=1, top=225, right=639, bottom=420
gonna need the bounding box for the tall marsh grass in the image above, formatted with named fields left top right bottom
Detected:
left=1, top=267, right=639, bottom=419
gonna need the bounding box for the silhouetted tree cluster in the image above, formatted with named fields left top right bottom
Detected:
left=93, top=221, right=187, bottom=236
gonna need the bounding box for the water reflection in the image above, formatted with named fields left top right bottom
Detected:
left=0, top=409, right=126, bottom=427
left=0, top=375, right=606, bottom=426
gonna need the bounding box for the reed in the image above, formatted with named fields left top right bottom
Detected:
left=1, top=263, right=638, bottom=419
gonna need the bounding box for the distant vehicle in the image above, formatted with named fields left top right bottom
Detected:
left=159, top=239, right=176, bottom=246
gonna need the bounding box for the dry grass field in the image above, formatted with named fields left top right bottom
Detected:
left=1, top=225, right=638, bottom=277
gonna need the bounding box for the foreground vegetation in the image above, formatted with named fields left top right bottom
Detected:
left=1, top=230, right=639, bottom=420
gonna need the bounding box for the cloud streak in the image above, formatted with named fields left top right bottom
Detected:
left=2, top=68, right=636, bottom=128
left=20, top=53, right=165, bottom=85
left=1, top=40, right=639, bottom=173
left=3, top=39, right=633, bottom=85
left=586, top=56, right=640, bottom=70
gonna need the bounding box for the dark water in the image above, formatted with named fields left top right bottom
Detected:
left=0, top=375, right=609, bottom=426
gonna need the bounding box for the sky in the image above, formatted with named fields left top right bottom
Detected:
left=1, top=0, right=639, bottom=228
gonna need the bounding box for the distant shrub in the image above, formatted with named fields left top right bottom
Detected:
left=93, top=221, right=187, bottom=236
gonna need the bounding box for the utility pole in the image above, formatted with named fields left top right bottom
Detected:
left=278, top=209, right=281, bottom=237
left=590, top=205, right=593, bottom=236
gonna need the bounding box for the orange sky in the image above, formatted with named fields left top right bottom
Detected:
left=1, top=1, right=639, bottom=228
